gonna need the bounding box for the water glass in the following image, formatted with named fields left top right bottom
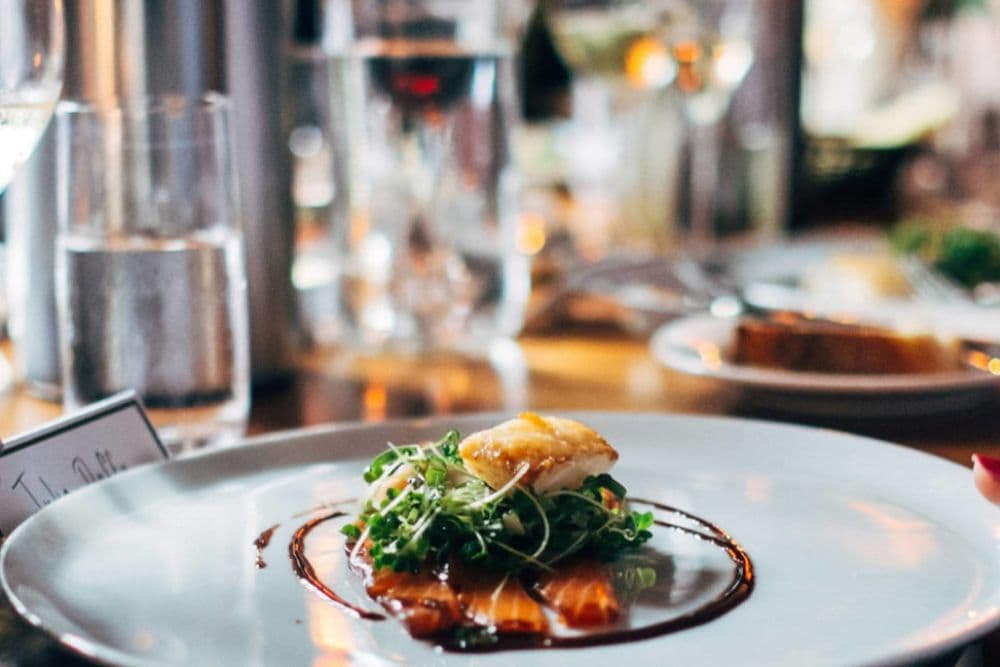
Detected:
left=54, top=94, right=250, bottom=455
left=327, top=0, right=530, bottom=353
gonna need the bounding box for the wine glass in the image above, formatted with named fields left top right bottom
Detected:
left=545, top=0, right=755, bottom=254
left=329, top=0, right=531, bottom=352
left=545, top=0, right=680, bottom=256
left=0, top=0, right=64, bottom=193
left=669, top=0, right=756, bottom=250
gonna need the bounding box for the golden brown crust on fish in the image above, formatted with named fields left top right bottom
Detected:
left=458, top=413, right=619, bottom=492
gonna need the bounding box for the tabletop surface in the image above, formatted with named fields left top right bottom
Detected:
left=1, top=331, right=999, bottom=665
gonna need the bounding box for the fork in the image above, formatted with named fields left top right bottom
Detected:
left=897, top=255, right=974, bottom=305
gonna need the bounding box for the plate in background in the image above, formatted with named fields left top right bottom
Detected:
left=651, top=315, right=1000, bottom=416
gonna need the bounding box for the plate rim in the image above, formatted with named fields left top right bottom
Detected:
left=2, top=411, right=999, bottom=667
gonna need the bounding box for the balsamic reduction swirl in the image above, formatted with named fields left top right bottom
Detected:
left=276, top=498, right=754, bottom=651
left=288, top=511, right=387, bottom=621
left=254, top=523, right=280, bottom=569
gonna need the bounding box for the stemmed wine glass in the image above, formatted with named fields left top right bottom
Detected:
left=545, top=0, right=755, bottom=256
left=669, top=0, right=755, bottom=251
left=545, top=0, right=679, bottom=256
left=329, top=1, right=531, bottom=352
left=0, top=0, right=64, bottom=396
left=0, top=0, right=64, bottom=193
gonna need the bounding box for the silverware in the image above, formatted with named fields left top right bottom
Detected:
left=897, top=255, right=974, bottom=305
left=973, top=281, right=1000, bottom=307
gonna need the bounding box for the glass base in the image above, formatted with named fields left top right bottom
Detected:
left=156, top=423, right=246, bottom=458
left=145, top=403, right=248, bottom=458
left=24, top=376, right=60, bottom=402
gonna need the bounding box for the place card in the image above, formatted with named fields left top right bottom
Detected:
left=0, top=391, right=169, bottom=537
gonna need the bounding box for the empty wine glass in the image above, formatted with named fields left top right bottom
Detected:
left=0, top=0, right=64, bottom=193
left=670, top=0, right=756, bottom=250
left=0, top=0, right=63, bottom=397
left=546, top=0, right=755, bottom=253
left=545, top=0, right=681, bottom=255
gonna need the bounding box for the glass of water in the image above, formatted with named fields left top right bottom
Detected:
left=54, top=94, right=250, bottom=455
left=328, top=0, right=530, bottom=353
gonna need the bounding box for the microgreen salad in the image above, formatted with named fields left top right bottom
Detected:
left=341, top=429, right=654, bottom=575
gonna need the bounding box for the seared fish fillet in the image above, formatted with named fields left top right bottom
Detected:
left=458, top=412, right=618, bottom=492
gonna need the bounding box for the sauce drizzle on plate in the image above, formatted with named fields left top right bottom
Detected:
left=274, top=498, right=754, bottom=651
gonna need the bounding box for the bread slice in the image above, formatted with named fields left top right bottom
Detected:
left=733, top=317, right=962, bottom=375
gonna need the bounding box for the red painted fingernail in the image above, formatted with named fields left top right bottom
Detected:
left=972, top=453, right=1000, bottom=477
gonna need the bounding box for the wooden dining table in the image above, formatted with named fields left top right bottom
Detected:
left=1, top=329, right=999, bottom=665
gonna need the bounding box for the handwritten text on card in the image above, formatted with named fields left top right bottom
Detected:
left=0, top=392, right=168, bottom=537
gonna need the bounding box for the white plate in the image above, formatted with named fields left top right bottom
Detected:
left=733, top=235, right=1000, bottom=312
left=3, top=413, right=1000, bottom=666
left=729, top=236, right=897, bottom=314
left=651, top=314, right=1000, bottom=416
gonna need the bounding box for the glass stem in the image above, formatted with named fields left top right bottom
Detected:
left=567, top=76, right=621, bottom=259
left=572, top=76, right=614, bottom=128
left=688, top=117, right=722, bottom=256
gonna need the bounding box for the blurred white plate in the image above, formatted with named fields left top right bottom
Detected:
left=729, top=236, right=902, bottom=314
left=651, top=315, right=1000, bottom=416
left=3, top=413, right=1000, bottom=666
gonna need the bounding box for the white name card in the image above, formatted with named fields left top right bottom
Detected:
left=0, top=391, right=169, bottom=537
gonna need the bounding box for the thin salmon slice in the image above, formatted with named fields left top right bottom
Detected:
left=352, top=549, right=462, bottom=636
left=536, top=559, right=621, bottom=627
left=451, top=568, right=549, bottom=634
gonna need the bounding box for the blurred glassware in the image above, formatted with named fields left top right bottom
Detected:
left=796, top=0, right=1000, bottom=306
left=544, top=0, right=682, bottom=257
left=542, top=0, right=757, bottom=259
left=323, top=0, right=530, bottom=354
left=284, top=0, right=342, bottom=345
left=0, top=0, right=63, bottom=396
left=905, top=0, right=1000, bottom=222
left=669, top=0, right=756, bottom=250
left=289, top=0, right=533, bottom=348
left=795, top=0, right=965, bottom=224
left=0, top=0, right=63, bottom=193
left=513, top=0, right=813, bottom=339
left=5, top=0, right=230, bottom=400
left=54, top=94, right=250, bottom=455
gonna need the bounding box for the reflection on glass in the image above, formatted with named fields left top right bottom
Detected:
left=329, top=1, right=530, bottom=353
left=0, top=0, right=63, bottom=193
left=544, top=0, right=755, bottom=255
left=546, top=0, right=681, bottom=256
left=670, top=0, right=756, bottom=249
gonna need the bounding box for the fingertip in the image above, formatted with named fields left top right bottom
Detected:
left=972, top=453, right=1000, bottom=506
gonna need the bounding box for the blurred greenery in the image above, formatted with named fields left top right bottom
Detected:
left=921, top=0, right=988, bottom=20
left=890, top=219, right=1000, bottom=286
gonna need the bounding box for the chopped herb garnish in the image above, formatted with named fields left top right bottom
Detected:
left=343, top=430, right=654, bottom=574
